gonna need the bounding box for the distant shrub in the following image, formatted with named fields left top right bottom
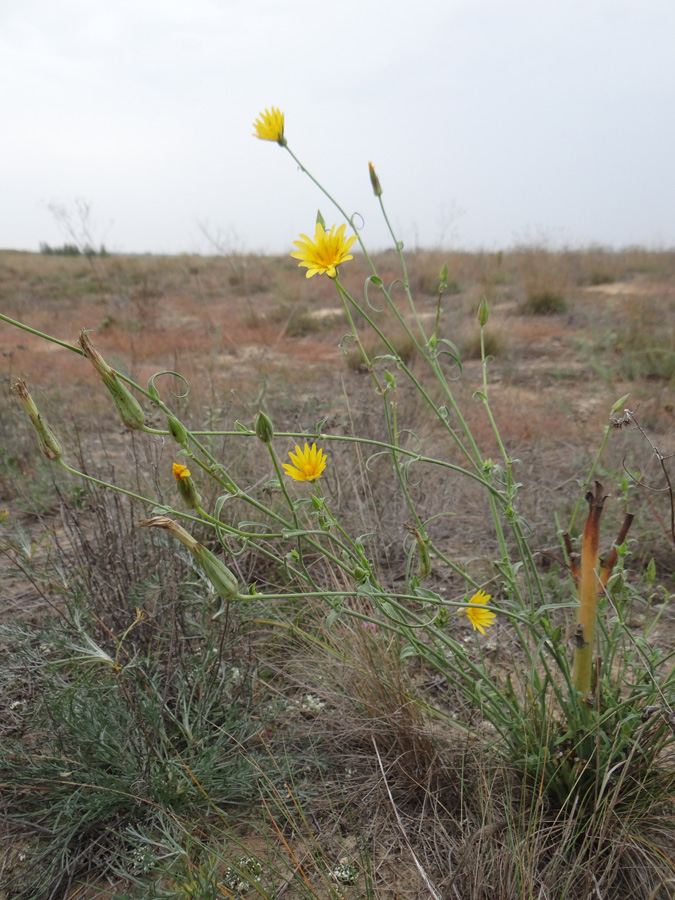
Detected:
left=521, top=288, right=567, bottom=315
left=586, top=271, right=616, bottom=286
left=39, top=242, right=107, bottom=257
left=612, top=298, right=675, bottom=381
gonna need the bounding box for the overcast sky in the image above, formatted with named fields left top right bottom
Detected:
left=2, top=0, right=674, bottom=256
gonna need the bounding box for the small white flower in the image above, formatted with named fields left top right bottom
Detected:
left=223, top=856, right=263, bottom=893
left=329, top=859, right=358, bottom=885
left=301, top=693, right=326, bottom=712
left=229, top=666, right=244, bottom=687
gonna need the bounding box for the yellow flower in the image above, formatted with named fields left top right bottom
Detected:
left=463, top=589, right=496, bottom=635
left=172, top=463, right=191, bottom=480
left=290, top=222, right=357, bottom=279
left=253, top=107, right=286, bottom=145
left=283, top=443, right=327, bottom=482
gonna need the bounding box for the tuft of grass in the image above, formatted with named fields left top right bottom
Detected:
left=516, top=247, right=570, bottom=314
left=521, top=286, right=567, bottom=315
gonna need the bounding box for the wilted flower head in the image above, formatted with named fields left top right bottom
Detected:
left=252, top=107, right=286, bottom=145
left=78, top=330, right=146, bottom=430
left=463, top=589, right=496, bottom=635
left=11, top=379, right=63, bottom=461
left=290, top=222, right=357, bottom=279
left=283, top=443, right=327, bottom=482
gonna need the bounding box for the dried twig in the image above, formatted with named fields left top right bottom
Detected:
left=372, top=736, right=446, bottom=900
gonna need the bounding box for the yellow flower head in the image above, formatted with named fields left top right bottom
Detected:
left=253, top=107, right=286, bottom=145
left=463, top=589, right=496, bottom=635
left=290, top=222, right=357, bottom=279
left=172, top=463, right=191, bottom=480
left=283, top=443, right=327, bottom=482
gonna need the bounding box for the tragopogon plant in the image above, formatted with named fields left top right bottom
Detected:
left=3, top=107, right=673, bottom=812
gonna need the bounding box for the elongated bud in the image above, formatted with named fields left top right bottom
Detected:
left=12, top=380, right=63, bottom=461
left=368, top=161, right=382, bottom=197
left=255, top=411, right=274, bottom=444
left=417, top=535, right=432, bottom=579
left=167, top=415, right=188, bottom=447
left=138, top=516, right=239, bottom=599
left=172, top=463, right=202, bottom=510
left=477, top=298, right=489, bottom=327
left=610, top=393, right=631, bottom=416
left=78, top=330, right=146, bottom=430
left=316, top=209, right=326, bottom=231
left=192, top=544, right=239, bottom=599
left=405, top=524, right=432, bottom=579
left=439, top=263, right=449, bottom=288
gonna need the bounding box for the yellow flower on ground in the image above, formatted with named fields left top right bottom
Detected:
left=172, top=463, right=191, bottom=480
left=283, top=443, right=327, bottom=482
left=463, top=589, right=496, bottom=635
left=290, top=222, right=357, bottom=279
left=252, top=107, right=286, bottom=145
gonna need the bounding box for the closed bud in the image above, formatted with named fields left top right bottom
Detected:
left=477, top=298, right=490, bottom=327
left=191, top=545, right=239, bottom=599
left=172, top=463, right=202, bottom=510
left=255, top=411, right=274, bottom=444
left=368, top=161, right=382, bottom=197
left=316, top=209, right=326, bottom=231
left=406, top=524, right=432, bottom=579
left=167, top=416, right=188, bottom=446
left=12, top=380, right=63, bottom=461
left=439, top=263, right=449, bottom=288
left=417, top=536, right=432, bottom=579
left=78, top=330, right=146, bottom=430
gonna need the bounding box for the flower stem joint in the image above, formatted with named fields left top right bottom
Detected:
left=78, top=330, right=146, bottom=430
left=11, top=379, right=63, bottom=461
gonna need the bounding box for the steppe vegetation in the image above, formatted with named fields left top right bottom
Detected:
left=1, top=117, right=674, bottom=900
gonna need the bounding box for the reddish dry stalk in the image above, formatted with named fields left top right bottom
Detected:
left=571, top=486, right=633, bottom=698
left=572, top=482, right=607, bottom=698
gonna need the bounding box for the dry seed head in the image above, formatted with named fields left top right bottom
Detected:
left=11, top=379, right=63, bottom=461
left=78, top=330, right=146, bottom=430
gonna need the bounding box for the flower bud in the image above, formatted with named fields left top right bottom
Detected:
left=405, top=524, right=432, bottom=579
left=78, top=330, right=146, bottom=430
left=12, top=380, right=63, bottom=461
left=417, top=535, right=432, bottom=579
left=477, top=298, right=489, bottom=327
left=191, top=545, right=239, bottom=599
left=255, top=411, right=274, bottom=444
left=167, top=416, right=188, bottom=447
left=368, top=162, right=382, bottom=197
left=316, top=209, right=326, bottom=231
left=172, top=463, right=202, bottom=510
left=439, top=263, right=449, bottom=287
left=137, top=516, right=239, bottom=600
